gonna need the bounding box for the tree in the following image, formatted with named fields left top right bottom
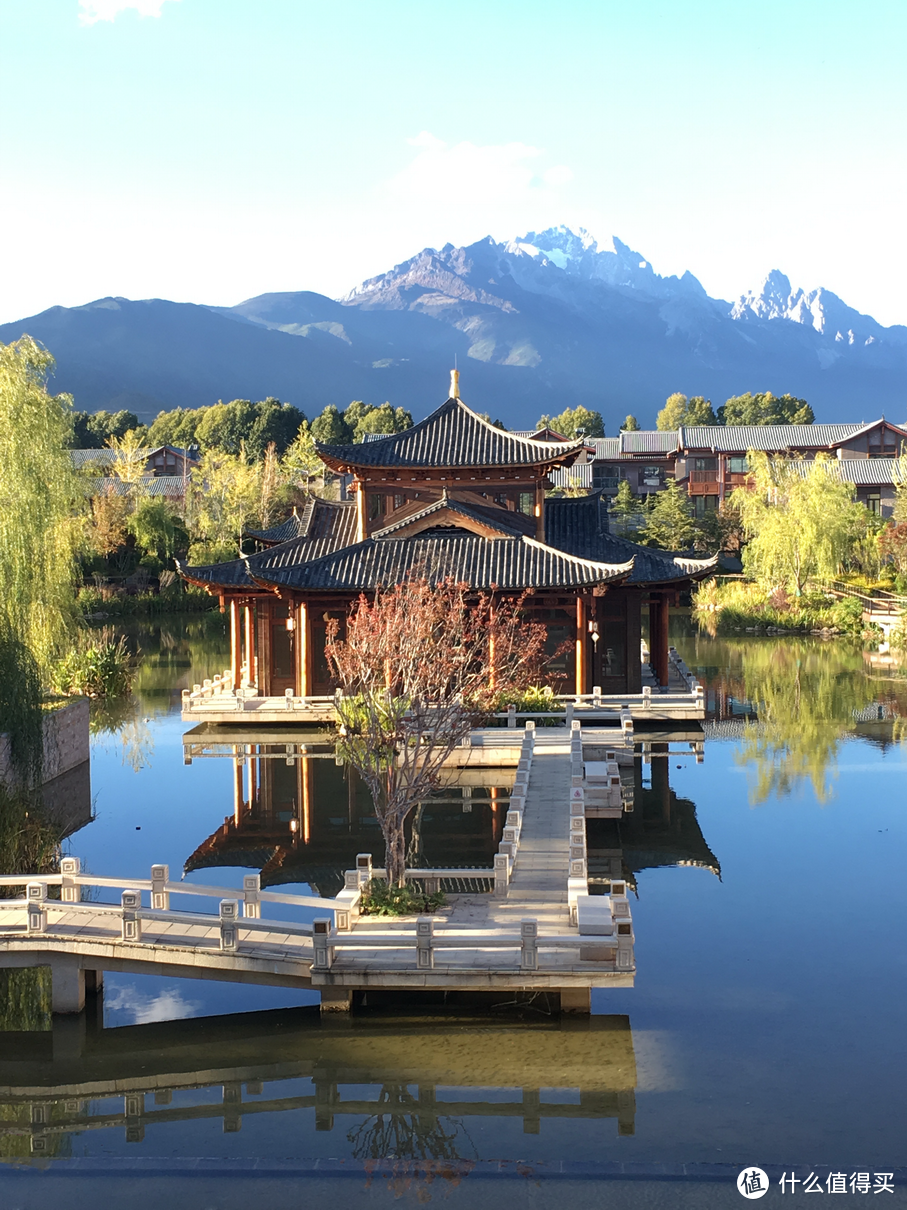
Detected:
left=685, top=396, right=718, bottom=424
left=282, top=421, right=324, bottom=487
left=535, top=406, right=604, bottom=438
left=718, top=392, right=814, bottom=426
left=147, top=406, right=202, bottom=449
left=621, top=415, right=640, bottom=431
left=106, top=429, right=148, bottom=490
left=892, top=455, right=907, bottom=522
left=730, top=452, right=861, bottom=594
left=195, top=399, right=258, bottom=455
left=247, top=399, right=305, bottom=458
left=326, top=580, right=550, bottom=884
left=126, top=499, right=181, bottom=563
left=354, top=403, right=413, bottom=440
left=0, top=337, right=82, bottom=671
left=656, top=393, right=716, bottom=429
left=71, top=408, right=141, bottom=448
left=639, top=479, right=696, bottom=549
left=880, top=522, right=907, bottom=577
left=310, top=404, right=354, bottom=444
left=610, top=479, right=637, bottom=516
left=186, top=447, right=261, bottom=561
left=656, top=393, right=687, bottom=431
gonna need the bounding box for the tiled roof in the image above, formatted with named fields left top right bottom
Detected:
left=619, top=431, right=680, bottom=454
left=252, top=532, right=634, bottom=593
left=788, top=458, right=906, bottom=486
left=70, top=445, right=196, bottom=467
left=88, top=475, right=186, bottom=496
left=182, top=499, right=357, bottom=589
left=545, top=494, right=717, bottom=584
left=678, top=423, right=865, bottom=452
left=589, top=438, right=621, bottom=459
left=244, top=495, right=354, bottom=546
left=317, top=397, right=587, bottom=470
left=370, top=494, right=525, bottom=539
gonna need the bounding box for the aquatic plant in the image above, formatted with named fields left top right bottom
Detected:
left=52, top=630, right=137, bottom=699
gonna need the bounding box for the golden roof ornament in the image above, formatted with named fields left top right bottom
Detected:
left=449, top=368, right=460, bottom=399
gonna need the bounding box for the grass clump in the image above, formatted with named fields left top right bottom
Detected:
left=52, top=630, right=137, bottom=698
left=359, top=878, right=446, bottom=917
left=494, top=684, right=564, bottom=713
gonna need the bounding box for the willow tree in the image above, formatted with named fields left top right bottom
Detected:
left=326, top=579, right=549, bottom=885
left=0, top=337, right=82, bottom=671
left=731, top=452, right=861, bottom=595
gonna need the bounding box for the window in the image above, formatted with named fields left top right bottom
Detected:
left=519, top=493, right=534, bottom=515
left=694, top=457, right=717, bottom=471
left=867, top=493, right=881, bottom=514
left=727, top=456, right=749, bottom=474
left=693, top=495, right=719, bottom=517
left=366, top=493, right=385, bottom=522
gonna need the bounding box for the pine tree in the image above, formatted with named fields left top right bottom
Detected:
left=640, top=479, right=696, bottom=550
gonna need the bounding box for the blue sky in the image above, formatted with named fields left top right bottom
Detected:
left=1, top=0, right=905, bottom=324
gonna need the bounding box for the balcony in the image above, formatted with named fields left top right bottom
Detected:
left=689, top=469, right=718, bottom=484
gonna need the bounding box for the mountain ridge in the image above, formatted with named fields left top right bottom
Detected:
left=1, top=227, right=904, bottom=428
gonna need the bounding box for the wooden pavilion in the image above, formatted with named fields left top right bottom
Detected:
left=180, top=374, right=717, bottom=698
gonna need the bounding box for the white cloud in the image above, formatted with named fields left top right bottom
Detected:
left=79, top=0, right=180, bottom=26
left=105, top=983, right=201, bottom=1024
left=387, top=133, right=572, bottom=206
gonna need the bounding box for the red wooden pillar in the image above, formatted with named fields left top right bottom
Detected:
left=230, top=599, right=241, bottom=688
left=650, top=597, right=670, bottom=687
left=575, top=595, right=587, bottom=696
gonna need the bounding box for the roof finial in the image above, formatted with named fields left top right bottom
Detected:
left=450, top=368, right=460, bottom=399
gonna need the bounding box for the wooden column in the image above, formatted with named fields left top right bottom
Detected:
left=575, top=595, right=587, bottom=697
left=233, top=758, right=244, bottom=827
left=650, top=597, right=669, bottom=687
left=244, top=604, right=255, bottom=687
left=534, top=480, right=545, bottom=540
left=297, top=601, right=309, bottom=697
left=230, top=599, right=241, bottom=688
left=302, top=755, right=312, bottom=844
left=355, top=482, right=366, bottom=542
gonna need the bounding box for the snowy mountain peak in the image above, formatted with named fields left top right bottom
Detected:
left=731, top=272, right=907, bottom=346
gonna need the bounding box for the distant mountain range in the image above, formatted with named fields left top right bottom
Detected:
left=2, top=226, right=905, bottom=429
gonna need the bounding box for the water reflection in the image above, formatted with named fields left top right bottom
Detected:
left=587, top=744, right=720, bottom=893
left=0, top=1008, right=637, bottom=1160
left=182, top=730, right=512, bottom=892
left=675, top=627, right=907, bottom=803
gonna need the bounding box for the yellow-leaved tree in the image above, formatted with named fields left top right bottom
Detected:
left=730, top=452, right=862, bottom=594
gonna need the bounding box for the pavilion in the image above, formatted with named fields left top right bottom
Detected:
left=179, top=374, right=717, bottom=699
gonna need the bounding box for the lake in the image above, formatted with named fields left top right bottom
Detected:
left=2, top=612, right=906, bottom=1207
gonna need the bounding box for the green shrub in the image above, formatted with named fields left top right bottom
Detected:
left=53, top=632, right=137, bottom=699
left=77, top=583, right=216, bottom=618
left=359, top=878, right=446, bottom=917
left=494, top=684, right=564, bottom=713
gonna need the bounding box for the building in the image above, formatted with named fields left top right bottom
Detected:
left=180, top=375, right=717, bottom=697
left=549, top=419, right=907, bottom=517
left=72, top=445, right=200, bottom=505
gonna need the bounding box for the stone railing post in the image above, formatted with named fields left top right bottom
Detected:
left=219, top=900, right=240, bottom=952
left=26, top=883, right=47, bottom=934
left=507, top=704, right=517, bottom=728
left=242, top=874, right=261, bottom=918
left=520, top=919, right=538, bottom=970
left=151, top=864, right=170, bottom=911
left=416, top=916, right=434, bottom=969
left=312, top=918, right=334, bottom=970
left=121, top=889, right=142, bottom=942
left=60, top=857, right=81, bottom=904
left=356, top=853, right=373, bottom=888
left=493, top=853, right=510, bottom=896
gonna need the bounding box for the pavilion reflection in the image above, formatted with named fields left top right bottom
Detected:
left=0, top=1006, right=638, bottom=1159
left=586, top=743, right=720, bottom=892
left=182, top=727, right=511, bottom=895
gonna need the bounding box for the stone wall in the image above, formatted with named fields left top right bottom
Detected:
left=0, top=697, right=90, bottom=785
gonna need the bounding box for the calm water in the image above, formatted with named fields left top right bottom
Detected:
left=2, top=612, right=907, bottom=1204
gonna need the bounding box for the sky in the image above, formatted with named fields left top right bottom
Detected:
left=1, top=0, right=905, bottom=325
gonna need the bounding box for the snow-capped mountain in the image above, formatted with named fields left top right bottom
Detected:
left=1, top=227, right=905, bottom=427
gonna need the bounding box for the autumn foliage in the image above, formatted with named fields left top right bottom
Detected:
left=326, top=578, right=550, bottom=885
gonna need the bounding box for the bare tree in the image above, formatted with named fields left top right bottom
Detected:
left=326, top=578, right=549, bottom=885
